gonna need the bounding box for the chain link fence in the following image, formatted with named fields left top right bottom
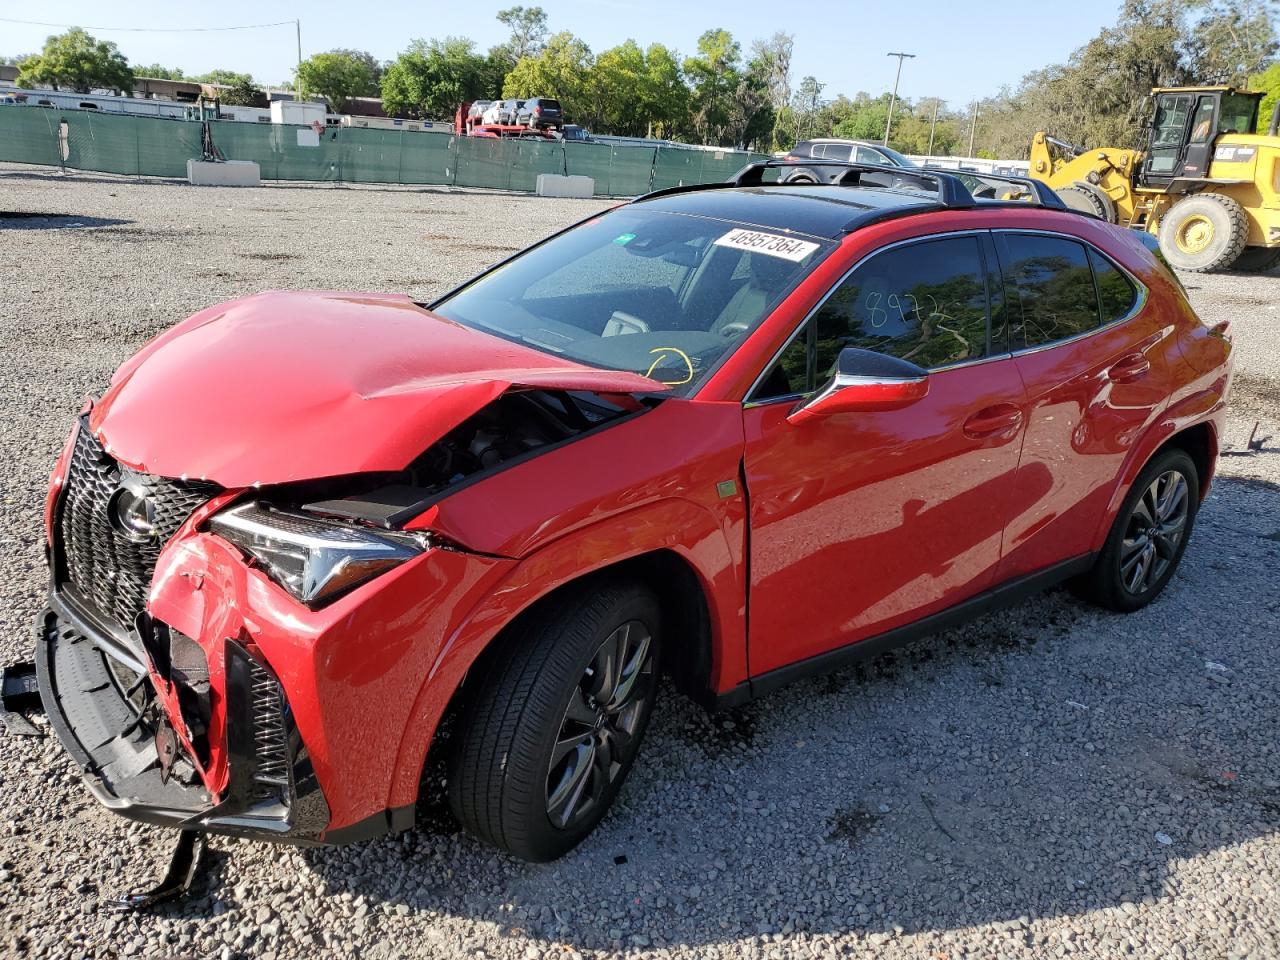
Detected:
left=0, top=106, right=767, bottom=196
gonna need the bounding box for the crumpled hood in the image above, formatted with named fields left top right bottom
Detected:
left=91, top=291, right=663, bottom=487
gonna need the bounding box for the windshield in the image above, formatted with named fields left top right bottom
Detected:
left=432, top=207, right=832, bottom=395
left=877, top=145, right=917, bottom=167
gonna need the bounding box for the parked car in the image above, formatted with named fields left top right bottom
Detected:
left=517, top=97, right=563, bottom=130
left=782, top=138, right=918, bottom=184
left=37, top=165, right=1232, bottom=865
left=466, top=100, right=492, bottom=123
left=562, top=123, right=591, bottom=141
left=481, top=98, right=523, bottom=126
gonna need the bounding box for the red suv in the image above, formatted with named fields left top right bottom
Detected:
left=37, top=164, right=1233, bottom=863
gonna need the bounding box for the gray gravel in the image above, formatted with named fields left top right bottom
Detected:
left=1, top=163, right=1278, bottom=960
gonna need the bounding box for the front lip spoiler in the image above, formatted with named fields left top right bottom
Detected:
left=36, top=594, right=332, bottom=846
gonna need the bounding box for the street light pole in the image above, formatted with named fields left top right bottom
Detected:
left=295, top=19, right=304, bottom=99
left=967, top=101, right=979, bottom=157
left=926, top=99, right=939, bottom=156
left=883, top=52, right=915, bottom=146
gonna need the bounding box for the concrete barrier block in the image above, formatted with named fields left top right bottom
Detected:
left=536, top=174, right=594, bottom=199
left=187, top=159, right=261, bottom=187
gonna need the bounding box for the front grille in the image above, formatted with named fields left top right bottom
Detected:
left=56, top=422, right=218, bottom=630
left=245, top=654, right=292, bottom=794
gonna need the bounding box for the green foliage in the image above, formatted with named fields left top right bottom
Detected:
left=503, top=31, right=595, bottom=122
left=296, top=52, right=379, bottom=111
left=683, top=29, right=742, bottom=146
left=16, top=28, right=134, bottom=95
left=493, top=6, right=550, bottom=67
left=135, top=64, right=185, bottom=80
left=1253, top=61, right=1280, bottom=126
left=974, top=0, right=1278, bottom=159
left=219, top=78, right=268, bottom=108
left=589, top=40, right=690, bottom=138
left=382, top=37, right=497, bottom=119
left=193, top=69, right=255, bottom=87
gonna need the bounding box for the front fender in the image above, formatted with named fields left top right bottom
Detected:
left=386, top=494, right=746, bottom=811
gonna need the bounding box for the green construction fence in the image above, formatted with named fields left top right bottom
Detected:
left=0, top=105, right=768, bottom=196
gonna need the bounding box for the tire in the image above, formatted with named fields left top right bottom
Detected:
left=1073, top=449, right=1200, bottom=613
left=1057, top=183, right=1115, bottom=223
left=1230, top=246, right=1280, bottom=273
left=1158, top=194, right=1250, bottom=273
left=785, top=174, right=817, bottom=184
left=448, top=579, right=662, bottom=861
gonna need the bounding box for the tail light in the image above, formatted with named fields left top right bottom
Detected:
left=534, top=106, right=542, bottom=115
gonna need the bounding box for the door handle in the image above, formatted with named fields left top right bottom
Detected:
left=1108, top=353, right=1150, bottom=383
left=963, top=403, right=1023, bottom=439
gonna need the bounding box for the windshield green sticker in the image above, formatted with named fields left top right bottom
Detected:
left=613, top=232, right=637, bottom=245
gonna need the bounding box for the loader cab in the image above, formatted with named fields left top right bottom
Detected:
left=1141, top=87, right=1263, bottom=188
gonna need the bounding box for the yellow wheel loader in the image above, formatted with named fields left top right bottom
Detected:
left=1030, top=87, right=1280, bottom=272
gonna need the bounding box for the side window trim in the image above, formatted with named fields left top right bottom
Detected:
left=993, top=228, right=1149, bottom=356
left=745, top=229, right=1001, bottom=406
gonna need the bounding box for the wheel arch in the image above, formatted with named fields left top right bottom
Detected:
left=1093, top=415, right=1221, bottom=552
left=385, top=498, right=745, bottom=811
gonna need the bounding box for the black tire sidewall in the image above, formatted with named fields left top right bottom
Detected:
left=449, top=581, right=663, bottom=862
left=1094, top=449, right=1200, bottom=612
left=1158, top=195, right=1249, bottom=272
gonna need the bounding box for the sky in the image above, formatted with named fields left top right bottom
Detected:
left=4, top=1, right=1126, bottom=106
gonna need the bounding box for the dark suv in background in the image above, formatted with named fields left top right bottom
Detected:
left=518, top=98, right=563, bottom=131
left=782, top=139, right=917, bottom=183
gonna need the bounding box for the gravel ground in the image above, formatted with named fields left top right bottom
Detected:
left=1, top=164, right=1278, bottom=960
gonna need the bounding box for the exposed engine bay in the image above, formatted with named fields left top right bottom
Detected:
left=290, top=389, right=643, bottom=528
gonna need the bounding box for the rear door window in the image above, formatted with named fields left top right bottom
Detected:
left=1088, top=248, right=1139, bottom=322
left=999, top=234, right=1101, bottom=349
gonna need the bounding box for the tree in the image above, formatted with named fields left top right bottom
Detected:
left=381, top=38, right=496, bottom=119
left=790, top=76, right=826, bottom=143
left=503, top=32, right=596, bottom=125
left=1255, top=60, right=1280, bottom=128
left=135, top=63, right=185, bottom=80
left=684, top=29, right=742, bottom=145
left=16, top=28, right=133, bottom=94
left=641, top=43, right=689, bottom=139
left=296, top=51, right=379, bottom=111
left=219, top=78, right=268, bottom=107
left=193, top=69, right=256, bottom=87
left=750, top=32, right=793, bottom=148
left=326, top=49, right=384, bottom=85
left=493, top=6, right=550, bottom=67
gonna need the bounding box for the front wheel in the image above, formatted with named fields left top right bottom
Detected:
left=1158, top=194, right=1250, bottom=273
left=448, top=580, right=661, bottom=861
left=1074, top=449, right=1199, bottom=612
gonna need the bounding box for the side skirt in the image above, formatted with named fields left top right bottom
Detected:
left=709, top=553, right=1096, bottom=711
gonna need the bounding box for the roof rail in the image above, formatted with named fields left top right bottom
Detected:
left=729, top=159, right=976, bottom=207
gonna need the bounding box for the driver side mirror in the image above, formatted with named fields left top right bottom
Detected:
left=787, top=347, right=929, bottom=425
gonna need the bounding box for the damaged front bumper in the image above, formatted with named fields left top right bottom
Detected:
left=36, top=592, right=331, bottom=845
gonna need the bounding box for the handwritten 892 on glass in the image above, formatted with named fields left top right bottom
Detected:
left=36, top=169, right=1232, bottom=863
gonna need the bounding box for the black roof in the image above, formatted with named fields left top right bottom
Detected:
left=635, top=185, right=943, bottom=241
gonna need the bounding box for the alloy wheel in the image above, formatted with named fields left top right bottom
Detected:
left=545, top=620, right=654, bottom=830
left=1119, top=469, right=1190, bottom=595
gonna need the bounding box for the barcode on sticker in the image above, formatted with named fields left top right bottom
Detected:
left=713, top=228, right=819, bottom=262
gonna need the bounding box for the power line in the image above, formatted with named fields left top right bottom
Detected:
left=0, top=16, right=297, bottom=34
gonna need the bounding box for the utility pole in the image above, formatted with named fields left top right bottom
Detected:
left=926, top=99, right=939, bottom=157
left=295, top=19, right=304, bottom=99
left=967, top=101, right=979, bottom=157
left=883, top=52, right=915, bottom=146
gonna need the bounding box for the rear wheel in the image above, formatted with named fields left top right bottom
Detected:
left=1074, top=449, right=1199, bottom=612
left=1230, top=246, right=1280, bottom=273
left=448, top=580, right=661, bottom=861
left=1057, top=183, right=1115, bottom=222
left=1158, top=194, right=1250, bottom=272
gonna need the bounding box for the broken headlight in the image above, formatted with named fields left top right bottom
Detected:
left=209, top=502, right=426, bottom=606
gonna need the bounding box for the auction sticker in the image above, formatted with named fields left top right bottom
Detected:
left=713, top=228, right=820, bottom=262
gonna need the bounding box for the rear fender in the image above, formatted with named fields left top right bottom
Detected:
left=386, top=496, right=745, bottom=811
left=1090, top=385, right=1225, bottom=550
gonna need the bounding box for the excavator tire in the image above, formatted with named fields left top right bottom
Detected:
left=1229, top=246, right=1280, bottom=273
left=1158, top=194, right=1250, bottom=273
left=1057, top=183, right=1115, bottom=223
